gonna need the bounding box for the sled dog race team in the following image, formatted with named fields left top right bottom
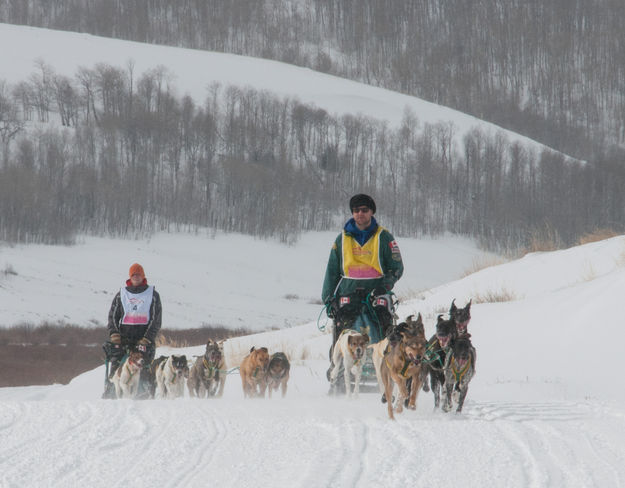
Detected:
left=102, top=194, right=475, bottom=418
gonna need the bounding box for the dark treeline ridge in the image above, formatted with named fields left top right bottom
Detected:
left=0, top=322, right=252, bottom=347
left=1, top=0, right=624, bottom=161
left=1, top=63, right=625, bottom=252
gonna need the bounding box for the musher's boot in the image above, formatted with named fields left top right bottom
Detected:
left=102, top=379, right=116, bottom=399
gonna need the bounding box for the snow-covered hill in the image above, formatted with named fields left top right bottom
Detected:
left=0, top=22, right=564, bottom=154
left=2, top=234, right=625, bottom=487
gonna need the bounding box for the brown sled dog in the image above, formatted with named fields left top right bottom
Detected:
left=239, top=346, right=270, bottom=398
left=379, top=325, right=427, bottom=420
left=265, top=352, right=291, bottom=398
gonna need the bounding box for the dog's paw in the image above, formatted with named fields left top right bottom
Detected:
left=422, top=383, right=430, bottom=392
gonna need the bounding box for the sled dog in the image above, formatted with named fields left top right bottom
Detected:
left=329, top=329, right=370, bottom=399
left=449, top=298, right=472, bottom=337
left=188, top=340, right=225, bottom=398
left=379, top=327, right=427, bottom=420
left=239, top=346, right=270, bottom=398
left=265, top=352, right=291, bottom=398
left=442, top=336, right=476, bottom=413
left=111, top=349, right=145, bottom=399
left=156, top=355, right=189, bottom=399
left=420, top=315, right=455, bottom=408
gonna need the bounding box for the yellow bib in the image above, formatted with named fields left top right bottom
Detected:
left=342, top=227, right=384, bottom=279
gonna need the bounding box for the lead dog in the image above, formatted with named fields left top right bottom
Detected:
left=188, top=340, right=225, bottom=398
left=420, top=315, right=455, bottom=408
left=329, top=329, right=370, bottom=399
left=239, top=346, right=270, bottom=398
left=265, top=352, right=291, bottom=398
left=442, top=336, right=476, bottom=413
left=156, top=355, right=189, bottom=399
left=379, top=327, right=427, bottom=420
left=450, top=298, right=472, bottom=337
left=111, top=349, right=145, bottom=399
left=372, top=314, right=424, bottom=404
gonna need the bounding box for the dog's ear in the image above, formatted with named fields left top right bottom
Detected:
left=416, top=313, right=423, bottom=325
left=450, top=298, right=457, bottom=314
left=437, top=314, right=444, bottom=324
left=249, top=346, right=255, bottom=353
left=467, top=299, right=472, bottom=310
left=362, top=333, right=370, bottom=344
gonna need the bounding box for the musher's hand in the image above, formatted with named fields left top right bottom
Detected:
left=110, top=333, right=121, bottom=345
left=137, top=337, right=151, bottom=346
left=324, top=297, right=336, bottom=318
left=373, top=285, right=388, bottom=296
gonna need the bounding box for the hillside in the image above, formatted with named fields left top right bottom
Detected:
left=3, top=23, right=621, bottom=252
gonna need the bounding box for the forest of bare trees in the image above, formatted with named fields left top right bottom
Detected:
left=1, top=61, right=625, bottom=252
left=1, top=0, right=624, bottom=162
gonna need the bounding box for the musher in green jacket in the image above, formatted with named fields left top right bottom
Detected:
left=322, top=194, right=404, bottom=345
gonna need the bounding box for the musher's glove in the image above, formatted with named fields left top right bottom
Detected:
left=373, top=285, right=388, bottom=297
left=110, top=333, right=121, bottom=345
left=324, top=297, right=336, bottom=318
left=137, top=337, right=151, bottom=346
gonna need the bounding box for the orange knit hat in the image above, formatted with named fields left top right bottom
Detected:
left=128, top=263, right=145, bottom=279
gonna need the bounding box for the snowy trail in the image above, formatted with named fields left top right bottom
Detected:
left=2, top=362, right=625, bottom=488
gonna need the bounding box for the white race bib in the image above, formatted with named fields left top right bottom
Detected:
left=120, top=286, right=154, bottom=325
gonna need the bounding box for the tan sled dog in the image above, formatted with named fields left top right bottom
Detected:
left=372, top=314, right=425, bottom=402
left=239, top=346, right=270, bottom=398
left=379, top=328, right=427, bottom=420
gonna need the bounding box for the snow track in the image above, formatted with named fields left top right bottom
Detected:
left=2, top=364, right=625, bottom=488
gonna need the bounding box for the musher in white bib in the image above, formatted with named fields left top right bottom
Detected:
left=102, top=263, right=162, bottom=399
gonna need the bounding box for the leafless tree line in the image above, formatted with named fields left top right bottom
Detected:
left=1, top=0, right=624, bottom=161
left=1, top=63, right=625, bottom=251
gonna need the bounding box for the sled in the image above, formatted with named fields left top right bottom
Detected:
left=326, top=290, right=397, bottom=395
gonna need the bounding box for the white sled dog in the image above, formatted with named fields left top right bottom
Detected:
left=156, top=355, right=189, bottom=399
left=111, top=350, right=145, bottom=399
left=329, top=329, right=370, bottom=399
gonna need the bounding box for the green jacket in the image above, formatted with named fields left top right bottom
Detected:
left=321, top=224, right=404, bottom=303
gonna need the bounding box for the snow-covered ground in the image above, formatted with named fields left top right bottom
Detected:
left=2, top=232, right=625, bottom=487
left=0, top=230, right=496, bottom=330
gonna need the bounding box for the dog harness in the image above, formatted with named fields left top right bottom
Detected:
left=384, top=344, right=415, bottom=379
left=423, top=340, right=448, bottom=369
left=121, top=360, right=139, bottom=385
left=120, top=286, right=154, bottom=325
left=341, top=226, right=384, bottom=279
left=202, top=357, right=217, bottom=379
left=451, top=357, right=472, bottom=383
